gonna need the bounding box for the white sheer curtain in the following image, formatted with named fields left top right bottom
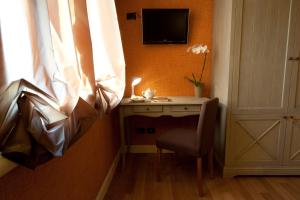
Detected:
left=0, top=0, right=125, bottom=169
left=0, top=0, right=80, bottom=114
left=87, top=0, right=125, bottom=113
left=0, top=0, right=125, bottom=114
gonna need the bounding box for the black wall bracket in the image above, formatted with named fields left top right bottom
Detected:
left=126, top=12, right=137, bottom=20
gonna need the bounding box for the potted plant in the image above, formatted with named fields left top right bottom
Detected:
left=185, top=44, right=209, bottom=97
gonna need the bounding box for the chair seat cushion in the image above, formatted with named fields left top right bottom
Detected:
left=156, top=128, right=198, bottom=156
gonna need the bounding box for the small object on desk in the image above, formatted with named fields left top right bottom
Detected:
left=142, top=88, right=156, bottom=99
left=130, top=96, right=145, bottom=103
left=152, top=96, right=170, bottom=102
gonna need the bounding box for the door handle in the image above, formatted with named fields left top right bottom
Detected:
left=288, top=57, right=300, bottom=61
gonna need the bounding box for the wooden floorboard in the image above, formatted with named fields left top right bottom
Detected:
left=104, top=154, right=300, bottom=200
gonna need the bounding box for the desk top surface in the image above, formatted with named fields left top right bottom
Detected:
left=120, top=96, right=209, bottom=106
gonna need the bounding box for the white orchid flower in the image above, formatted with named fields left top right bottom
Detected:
left=185, top=43, right=209, bottom=88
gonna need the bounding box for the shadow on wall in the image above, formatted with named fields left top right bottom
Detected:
left=126, top=115, right=199, bottom=145
left=214, top=103, right=227, bottom=165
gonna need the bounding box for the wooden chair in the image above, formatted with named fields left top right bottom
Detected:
left=155, top=98, right=219, bottom=196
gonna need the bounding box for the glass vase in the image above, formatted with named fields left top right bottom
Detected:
left=194, top=86, right=202, bottom=98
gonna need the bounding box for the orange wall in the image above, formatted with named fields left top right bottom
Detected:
left=116, top=0, right=213, bottom=97
left=0, top=114, right=120, bottom=200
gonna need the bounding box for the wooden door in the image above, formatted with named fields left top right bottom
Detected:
left=283, top=0, right=300, bottom=167
left=226, top=115, right=286, bottom=166
left=288, top=0, right=300, bottom=115
left=231, top=0, right=293, bottom=115
left=284, top=117, right=300, bottom=166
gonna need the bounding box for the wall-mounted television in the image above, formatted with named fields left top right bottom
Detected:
left=142, top=9, right=189, bottom=44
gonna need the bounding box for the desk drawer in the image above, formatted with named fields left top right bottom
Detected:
left=170, top=105, right=201, bottom=112
left=133, top=105, right=163, bottom=113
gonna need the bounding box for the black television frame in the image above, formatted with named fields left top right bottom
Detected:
left=142, top=8, right=189, bottom=44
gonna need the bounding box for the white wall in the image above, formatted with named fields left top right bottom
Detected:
left=212, top=0, right=232, bottom=164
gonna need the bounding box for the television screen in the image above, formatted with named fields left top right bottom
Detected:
left=142, top=9, right=189, bottom=44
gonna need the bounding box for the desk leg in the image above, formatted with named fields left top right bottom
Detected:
left=119, top=108, right=126, bottom=168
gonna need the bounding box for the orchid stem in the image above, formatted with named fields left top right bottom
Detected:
left=199, top=53, right=207, bottom=82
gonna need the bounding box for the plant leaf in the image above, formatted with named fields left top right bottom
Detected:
left=184, top=76, right=195, bottom=84
left=192, top=73, right=197, bottom=82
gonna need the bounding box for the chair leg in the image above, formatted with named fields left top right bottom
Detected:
left=196, top=157, right=203, bottom=196
left=156, top=147, right=161, bottom=181
left=208, top=148, right=214, bottom=178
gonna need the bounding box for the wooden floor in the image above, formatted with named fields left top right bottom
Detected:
left=104, top=154, right=300, bottom=200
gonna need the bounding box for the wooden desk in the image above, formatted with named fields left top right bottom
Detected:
left=119, top=96, right=209, bottom=165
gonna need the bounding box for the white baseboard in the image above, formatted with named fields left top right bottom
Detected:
left=223, top=167, right=300, bottom=178
left=96, top=148, right=121, bottom=200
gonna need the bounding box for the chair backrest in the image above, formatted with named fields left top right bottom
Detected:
left=196, top=98, right=219, bottom=156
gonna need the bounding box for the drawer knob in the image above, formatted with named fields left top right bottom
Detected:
left=146, top=108, right=150, bottom=111
left=184, top=107, right=188, bottom=110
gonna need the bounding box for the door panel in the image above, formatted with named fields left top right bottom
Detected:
left=288, top=0, right=300, bottom=114
left=284, top=117, right=300, bottom=165
left=231, top=0, right=292, bottom=114
left=227, top=115, right=286, bottom=166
